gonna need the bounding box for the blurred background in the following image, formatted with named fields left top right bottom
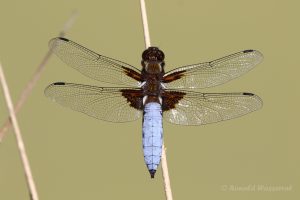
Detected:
left=0, top=0, right=299, bottom=199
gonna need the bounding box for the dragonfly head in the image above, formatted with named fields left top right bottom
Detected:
left=142, top=47, right=165, bottom=62
left=142, top=47, right=165, bottom=74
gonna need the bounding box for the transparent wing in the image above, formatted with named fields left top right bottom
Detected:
left=163, top=50, right=263, bottom=89
left=45, top=82, right=143, bottom=122
left=49, top=37, right=142, bottom=86
left=162, top=90, right=263, bottom=125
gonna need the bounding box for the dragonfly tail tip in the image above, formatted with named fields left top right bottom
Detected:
left=149, top=169, right=156, bottom=178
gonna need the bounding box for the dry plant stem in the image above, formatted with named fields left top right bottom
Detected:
left=139, top=0, right=151, bottom=48
left=139, top=0, right=173, bottom=199
left=161, top=145, right=172, bottom=198
left=0, top=11, right=78, bottom=141
left=0, top=63, right=39, bottom=200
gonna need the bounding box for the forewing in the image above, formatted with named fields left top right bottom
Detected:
left=163, top=50, right=263, bottom=89
left=162, top=90, right=263, bottom=125
left=45, top=82, right=143, bottom=122
left=49, top=37, right=142, bottom=86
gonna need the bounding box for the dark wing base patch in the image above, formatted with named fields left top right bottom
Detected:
left=162, top=90, right=185, bottom=111
left=122, top=66, right=142, bottom=82
left=121, top=89, right=144, bottom=110
left=163, top=70, right=186, bottom=83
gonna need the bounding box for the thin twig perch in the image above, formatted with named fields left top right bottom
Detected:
left=139, top=1, right=173, bottom=199
left=0, top=63, right=39, bottom=200
left=0, top=11, right=78, bottom=141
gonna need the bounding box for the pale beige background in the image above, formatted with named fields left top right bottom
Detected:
left=0, top=0, right=299, bottom=199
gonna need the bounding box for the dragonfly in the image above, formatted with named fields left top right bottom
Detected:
left=45, top=37, right=263, bottom=178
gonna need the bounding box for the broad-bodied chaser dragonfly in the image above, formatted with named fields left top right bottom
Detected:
left=45, top=37, right=263, bottom=178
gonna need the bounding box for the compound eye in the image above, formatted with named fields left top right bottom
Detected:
left=142, top=47, right=165, bottom=62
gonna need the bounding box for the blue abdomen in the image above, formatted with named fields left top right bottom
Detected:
left=142, top=102, right=163, bottom=178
